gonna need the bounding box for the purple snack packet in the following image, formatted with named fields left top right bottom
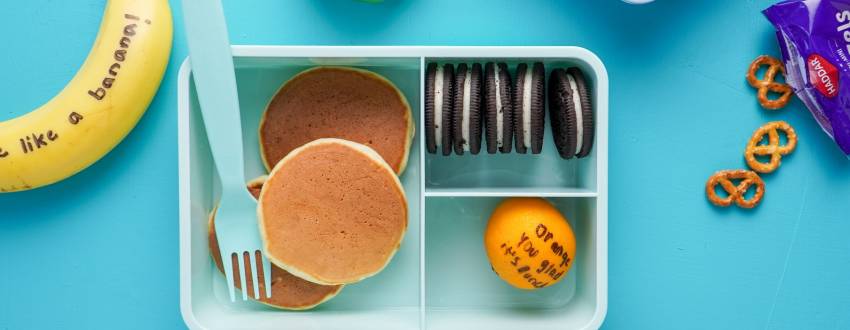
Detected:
left=763, top=0, right=850, bottom=156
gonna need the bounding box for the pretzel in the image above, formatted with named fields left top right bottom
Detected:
left=746, top=55, right=793, bottom=110
left=705, top=170, right=765, bottom=208
left=744, top=121, right=797, bottom=173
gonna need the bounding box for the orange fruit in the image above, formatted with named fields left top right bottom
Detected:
left=484, top=197, right=577, bottom=290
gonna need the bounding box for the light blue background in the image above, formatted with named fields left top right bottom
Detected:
left=2, top=0, right=850, bottom=329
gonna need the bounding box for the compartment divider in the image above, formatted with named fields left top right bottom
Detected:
left=424, top=189, right=598, bottom=198
left=418, top=55, right=427, bottom=330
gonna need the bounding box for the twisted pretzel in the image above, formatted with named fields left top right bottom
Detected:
left=705, top=170, right=765, bottom=208
left=746, top=55, right=793, bottom=110
left=744, top=121, right=797, bottom=173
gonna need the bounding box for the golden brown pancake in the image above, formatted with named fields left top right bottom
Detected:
left=258, top=139, right=408, bottom=285
left=246, top=176, right=266, bottom=197
left=259, top=67, right=414, bottom=174
left=208, top=177, right=343, bottom=310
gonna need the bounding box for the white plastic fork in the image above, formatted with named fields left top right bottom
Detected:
left=182, top=0, right=272, bottom=301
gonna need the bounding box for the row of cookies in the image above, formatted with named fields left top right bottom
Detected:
left=210, top=67, right=414, bottom=309
left=425, top=62, right=595, bottom=159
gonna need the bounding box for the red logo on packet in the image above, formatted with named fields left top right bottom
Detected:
left=807, top=54, right=838, bottom=98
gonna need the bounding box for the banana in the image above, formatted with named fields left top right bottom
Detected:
left=0, top=0, right=172, bottom=192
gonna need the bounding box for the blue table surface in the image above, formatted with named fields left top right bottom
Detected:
left=2, top=0, right=850, bottom=329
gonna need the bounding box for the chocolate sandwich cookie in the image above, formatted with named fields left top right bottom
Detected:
left=512, top=62, right=546, bottom=154
left=548, top=67, right=594, bottom=159
left=484, top=62, right=514, bottom=154
left=425, top=63, right=455, bottom=155
left=452, top=63, right=483, bottom=155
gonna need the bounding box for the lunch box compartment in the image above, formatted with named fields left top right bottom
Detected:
left=424, top=59, right=599, bottom=196
left=423, top=196, right=602, bottom=330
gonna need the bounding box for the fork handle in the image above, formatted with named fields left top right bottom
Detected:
left=183, top=0, right=245, bottom=189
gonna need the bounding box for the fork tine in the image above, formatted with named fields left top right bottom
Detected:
left=248, top=251, right=261, bottom=300
left=261, top=252, right=272, bottom=298
left=236, top=252, right=249, bottom=301
left=221, top=252, right=236, bottom=302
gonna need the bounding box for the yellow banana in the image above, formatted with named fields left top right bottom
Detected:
left=0, top=0, right=172, bottom=192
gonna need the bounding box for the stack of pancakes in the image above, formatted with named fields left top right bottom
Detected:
left=208, top=67, right=413, bottom=309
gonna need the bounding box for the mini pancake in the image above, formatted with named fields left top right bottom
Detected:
left=259, top=67, right=414, bottom=174
left=548, top=67, right=594, bottom=159
left=258, top=138, right=408, bottom=285
left=245, top=176, right=266, bottom=197
left=452, top=63, right=483, bottom=155
left=513, top=62, right=546, bottom=154
left=208, top=176, right=343, bottom=310
left=425, top=63, right=455, bottom=155
left=484, top=62, right=514, bottom=154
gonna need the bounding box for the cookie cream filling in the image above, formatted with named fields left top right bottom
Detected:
left=522, top=67, right=533, bottom=148
left=461, top=68, right=472, bottom=151
left=494, top=64, right=504, bottom=148
left=434, top=65, right=444, bottom=147
left=567, top=73, right=583, bottom=156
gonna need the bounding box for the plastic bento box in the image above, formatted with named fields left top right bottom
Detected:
left=178, top=46, right=608, bottom=330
